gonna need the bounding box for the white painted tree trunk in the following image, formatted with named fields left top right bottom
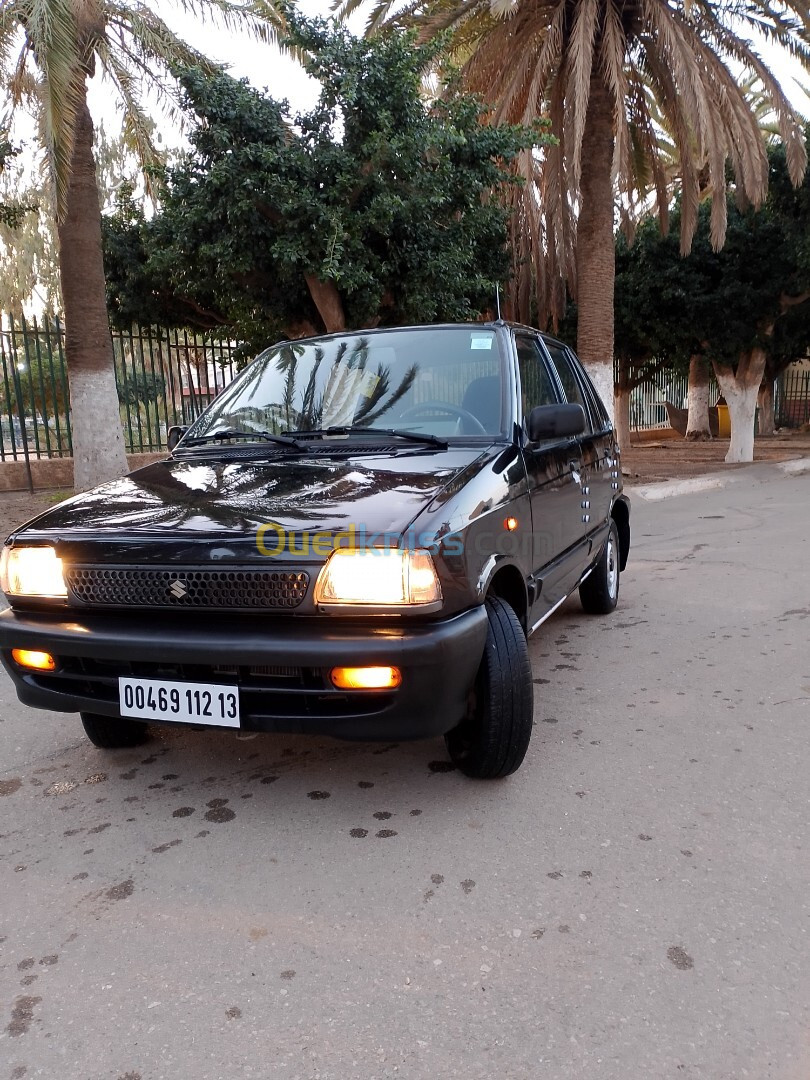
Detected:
left=68, top=368, right=128, bottom=493
left=757, top=380, right=775, bottom=436
left=713, top=350, right=766, bottom=464
left=614, top=385, right=631, bottom=450
left=685, top=355, right=711, bottom=440
left=585, top=362, right=616, bottom=429
left=56, top=85, right=129, bottom=492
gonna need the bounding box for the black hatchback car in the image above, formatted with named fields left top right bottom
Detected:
left=0, top=323, right=629, bottom=778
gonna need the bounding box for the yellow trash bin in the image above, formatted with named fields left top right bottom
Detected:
left=716, top=403, right=730, bottom=437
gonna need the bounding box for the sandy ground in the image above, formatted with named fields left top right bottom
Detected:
left=2, top=430, right=810, bottom=536
left=622, top=429, right=810, bottom=484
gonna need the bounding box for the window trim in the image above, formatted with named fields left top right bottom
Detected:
left=513, top=331, right=563, bottom=437
left=564, top=346, right=613, bottom=435
left=539, top=336, right=597, bottom=436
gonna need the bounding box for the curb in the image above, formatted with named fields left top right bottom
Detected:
left=628, top=455, right=810, bottom=501
left=777, top=457, right=810, bottom=477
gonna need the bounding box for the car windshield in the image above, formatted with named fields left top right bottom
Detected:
left=182, top=327, right=507, bottom=445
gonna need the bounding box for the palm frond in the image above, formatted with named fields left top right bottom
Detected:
left=23, top=0, right=87, bottom=219
left=565, top=0, right=598, bottom=191
left=162, top=0, right=286, bottom=48
left=600, top=1, right=630, bottom=201
left=637, top=45, right=701, bottom=253
left=104, top=3, right=217, bottom=75
left=695, top=7, right=808, bottom=185
left=95, top=41, right=164, bottom=199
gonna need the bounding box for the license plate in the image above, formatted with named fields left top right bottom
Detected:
left=118, top=677, right=240, bottom=728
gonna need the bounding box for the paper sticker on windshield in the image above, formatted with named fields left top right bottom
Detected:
left=470, top=334, right=494, bottom=351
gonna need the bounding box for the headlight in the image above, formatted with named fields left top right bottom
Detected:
left=314, top=548, right=442, bottom=607
left=0, top=546, right=67, bottom=598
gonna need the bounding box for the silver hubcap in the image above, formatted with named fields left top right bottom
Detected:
left=606, top=535, right=618, bottom=598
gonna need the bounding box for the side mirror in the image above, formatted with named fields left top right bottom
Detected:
left=167, top=425, right=189, bottom=451
left=527, top=403, right=586, bottom=442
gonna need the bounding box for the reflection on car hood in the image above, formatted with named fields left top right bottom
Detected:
left=16, top=448, right=493, bottom=542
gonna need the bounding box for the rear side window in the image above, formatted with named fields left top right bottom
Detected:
left=515, top=334, right=559, bottom=418
left=543, top=341, right=593, bottom=435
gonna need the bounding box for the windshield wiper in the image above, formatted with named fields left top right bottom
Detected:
left=287, top=425, right=448, bottom=448
left=182, top=428, right=303, bottom=449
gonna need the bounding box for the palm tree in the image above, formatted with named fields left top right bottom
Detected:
left=347, top=0, right=809, bottom=425
left=0, top=0, right=283, bottom=491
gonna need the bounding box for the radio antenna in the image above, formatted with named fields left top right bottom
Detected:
left=495, top=284, right=502, bottom=320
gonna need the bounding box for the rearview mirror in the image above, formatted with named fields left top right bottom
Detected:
left=527, top=404, right=586, bottom=442
left=167, top=425, right=189, bottom=451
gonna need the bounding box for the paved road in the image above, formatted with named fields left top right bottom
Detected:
left=1, top=467, right=808, bottom=1080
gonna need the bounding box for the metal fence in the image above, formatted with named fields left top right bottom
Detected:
left=626, top=365, right=810, bottom=431
left=616, top=366, right=694, bottom=430
left=776, top=366, right=810, bottom=429
left=1, top=314, right=240, bottom=462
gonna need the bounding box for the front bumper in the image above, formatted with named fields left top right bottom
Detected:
left=0, top=606, right=488, bottom=741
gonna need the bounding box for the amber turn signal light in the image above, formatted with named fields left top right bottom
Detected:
left=12, top=648, right=56, bottom=671
left=330, top=666, right=402, bottom=690
left=504, top=516, right=518, bottom=531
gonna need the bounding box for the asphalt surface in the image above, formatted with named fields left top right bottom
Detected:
left=1, top=465, right=809, bottom=1080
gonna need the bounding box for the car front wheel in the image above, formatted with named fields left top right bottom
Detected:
left=444, top=596, right=533, bottom=779
left=579, top=519, right=620, bottom=614
left=80, top=713, right=150, bottom=749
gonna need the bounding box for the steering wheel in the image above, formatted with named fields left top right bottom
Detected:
left=398, top=401, right=488, bottom=436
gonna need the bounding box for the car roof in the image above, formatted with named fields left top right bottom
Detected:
left=267, top=321, right=576, bottom=352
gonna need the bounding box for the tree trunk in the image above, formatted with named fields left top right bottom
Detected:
left=305, top=275, right=346, bottom=333
left=614, top=384, right=631, bottom=451
left=712, top=350, right=767, bottom=463
left=576, top=71, right=616, bottom=426
left=757, top=379, right=775, bottom=436
left=685, top=355, right=712, bottom=440
left=56, top=85, right=128, bottom=492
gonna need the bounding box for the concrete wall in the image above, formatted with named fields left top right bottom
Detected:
left=0, top=452, right=167, bottom=493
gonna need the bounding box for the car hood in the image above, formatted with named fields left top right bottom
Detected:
left=15, top=448, right=492, bottom=549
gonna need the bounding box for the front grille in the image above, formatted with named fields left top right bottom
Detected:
left=66, top=567, right=310, bottom=611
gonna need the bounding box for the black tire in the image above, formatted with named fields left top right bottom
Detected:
left=444, top=596, right=534, bottom=779
left=80, top=712, right=150, bottom=749
left=579, top=519, right=620, bottom=615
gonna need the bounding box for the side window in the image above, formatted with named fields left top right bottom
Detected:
left=543, top=341, right=593, bottom=434
left=515, top=335, right=559, bottom=420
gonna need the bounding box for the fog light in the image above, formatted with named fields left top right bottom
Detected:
left=12, top=648, right=56, bottom=671
left=330, top=666, right=402, bottom=690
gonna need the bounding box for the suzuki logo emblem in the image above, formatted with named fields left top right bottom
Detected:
left=169, top=579, right=188, bottom=599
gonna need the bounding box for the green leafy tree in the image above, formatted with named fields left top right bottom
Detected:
left=0, top=0, right=282, bottom=491
left=612, top=138, right=810, bottom=461
left=103, top=15, right=550, bottom=352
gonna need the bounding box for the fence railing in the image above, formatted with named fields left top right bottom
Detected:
left=624, top=369, right=692, bottom=430
left=1, top=314, right=240, bottom=462
left=776, top=367, right=810, bottom=429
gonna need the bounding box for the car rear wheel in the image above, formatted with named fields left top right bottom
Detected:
left=444, top=596, right=533, bottom=779
left=80, top=712, right=150, bottom=749
left=579, top=519, right=620, bottom=614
